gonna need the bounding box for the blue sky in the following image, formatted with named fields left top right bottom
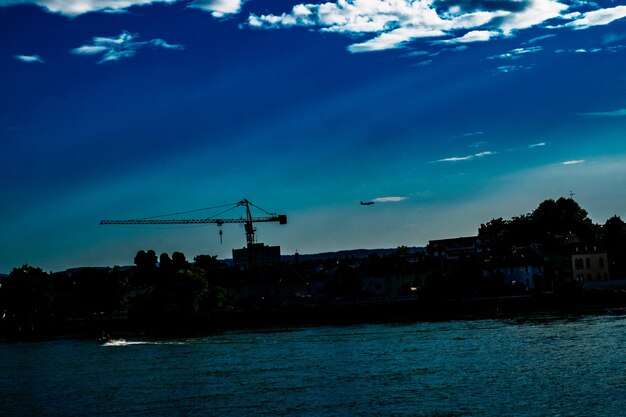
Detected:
left=1, top=0, right=626, bottom=272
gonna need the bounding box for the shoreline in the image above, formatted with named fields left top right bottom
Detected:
left=3, top=289, right=626, bottom=342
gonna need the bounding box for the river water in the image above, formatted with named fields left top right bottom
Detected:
left=2, top=312, right=626, bottom=416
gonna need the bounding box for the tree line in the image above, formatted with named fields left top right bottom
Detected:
left=0, top=252, right=228, bottom=337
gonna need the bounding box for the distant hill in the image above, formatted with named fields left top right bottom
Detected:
left=281, top=247, right=425, bottom=263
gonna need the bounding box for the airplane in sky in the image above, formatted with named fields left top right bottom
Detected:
left=360, top=201, right=375, bottom=206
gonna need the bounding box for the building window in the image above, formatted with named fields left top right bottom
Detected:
left=574, top=258, right=583, bottom=270
left=599, top=257, right=604, bottom=268
left=586, top=258, right=591, bottom=269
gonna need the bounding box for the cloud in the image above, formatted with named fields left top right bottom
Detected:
left=4, top=0, right=626, bottom=55
left=71, top=31, right=183, bottom=63
left=474, top=151, right=494, bottom=157
left=529, top=142, right=546, bottom=148
left=247, top=1, right=506, bottom=52
left=15, top=54, right=44, bottom=63
left=578, top=108, right=626, bottom=118
left=493, top=64, right=532, bottom=73
left=462, top=132, right=484, bottom=138
left=415, top=59, right=433, bottom=66
left=565, top=5, right=626, bottom=29
left=0, top=0, right=245, bottom=17
left=0, top=0, right=178, bottom=17
left=372, top=196, right=408, bottom=203
left=244, top=0, right=578, bottom=53
left=561, top=160, right=585, bottom=165
left=437, top=150, right=494, bottom=162
left=497, top=0, right=568, bottom=35
left=347, top=27, right=448, bottom=53
left=438, top=156, right=474, bottom=162
left=437, top=30, right=499, bottom=44
left=489, top=46, right=542, bottom=60
left=555, top=46, right=614, bottom=54
left=527, top=33, right=556, bottom=43
left=189, top=0, right=244, bottom=17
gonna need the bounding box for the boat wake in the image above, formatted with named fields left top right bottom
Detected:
left=101, top=339, right=187, bottom=346
left=102, top=339, right=148, bottom=346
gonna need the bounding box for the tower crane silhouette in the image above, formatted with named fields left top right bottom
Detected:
left=100, top=199, right=287, bottom=246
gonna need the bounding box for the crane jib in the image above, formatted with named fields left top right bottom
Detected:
left=100, top=216, right=286, bottom=225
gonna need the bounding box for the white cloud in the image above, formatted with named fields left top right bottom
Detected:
left=561, top=160, right=585, bottom=165
left=71, top=31, right=183, bottom=63
left=372, top=196, right=408, bottom=203
left=15, top=54, right=44, bottom=63
left=189, top=0, right=244, bottom=17
left=4, top=0, right=626, bottom=55
left=493, top=64, right=531, bottom=73
left=244, top=0, right=578, bottom=53
left=565, top=5, right=626, bottom=29
left=437, top=30, right=499, bottom=44
left=348, top=27, right=447, bottom=53
left=555, top=46, right=608, bottom=54
left=578, top=108, right=626, bottom=118
left=438, top=156, right=474, bottom=162
left=497, top=0, right=568, bottom=35
left=474, top=151, right=494, bottom=157
left=245, top=1, right=626, bottom=53
left=0, top=0, right=244, bottom=17
left=0, top=1, right=177, bottom=17
left=247, top=0, right=506, bottom=52
left=437, top=150, right=494, bottom=162
left=489, top=46, right=542, bottom=60
left=72, top=45, right=108, bottom=54
left=527, top=33, right=556, bottom=43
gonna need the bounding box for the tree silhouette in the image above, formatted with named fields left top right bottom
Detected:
left=172, top=251, right=188, bottom=270
left=0, top=265, right=54, bottom=334
left=602, top=215, right=626, bottom=279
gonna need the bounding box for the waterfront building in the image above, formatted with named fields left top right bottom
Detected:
left=427, top=236, right=482, bottom=261
left=482, top=246, right=545, bottom=292
left=571, top=248, right=610, bottom=286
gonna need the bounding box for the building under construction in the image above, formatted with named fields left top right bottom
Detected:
left=232, top=243, right=281, bottom=268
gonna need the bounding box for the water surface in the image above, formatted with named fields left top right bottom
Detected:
left=2, top=312, right=625, bottom=416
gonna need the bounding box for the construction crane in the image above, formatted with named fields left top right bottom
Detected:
left=100, top=199, right=287, bottom=246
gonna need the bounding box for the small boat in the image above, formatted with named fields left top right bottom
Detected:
left=98, top=333, right=112, bottom=345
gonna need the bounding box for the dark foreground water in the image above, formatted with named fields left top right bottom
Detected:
left=2, top=312, right=626, bottom=417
